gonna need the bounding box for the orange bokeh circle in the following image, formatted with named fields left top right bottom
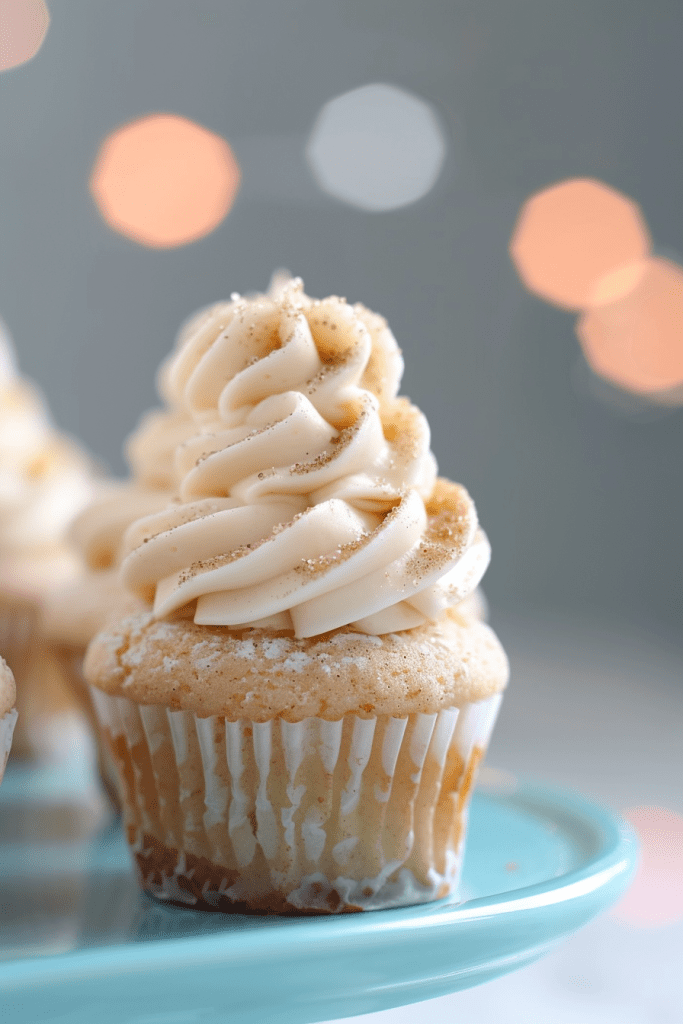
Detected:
left=577, top=256, right=683, bottom=394
left=90, top=113, right=240, bottom=249
left=510, top=178, right=651, bottom=311
left=0, top=0, right=49, bottom=72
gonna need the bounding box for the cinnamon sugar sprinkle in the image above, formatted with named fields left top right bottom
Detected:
left=294, top=534, right=371, bottom=577
left=133, top=500, right=231, bottom=544
left=304, top=297, right=365, bottom=365
left=289, top=408, right=367, bottom=476
left=175, top=509, right=309, bottom=584
left=293, top=497, right=401, bottom=578
left=381, top=398, right=422, bottom=460
left=177, top=542, right=266, bottom=584
left=404, top=540, right=456, bottom=583
left=193, top=424, right=275, bottom=468
left=403, top=485, right=472, bottom=581
left=425, top=505, right=468, bottom=547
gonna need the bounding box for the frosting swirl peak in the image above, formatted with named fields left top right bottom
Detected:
left=121, top=280, right=490, bottom=637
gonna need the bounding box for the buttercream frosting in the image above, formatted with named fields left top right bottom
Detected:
left=67, top=302, right=205, bottom=577
left=120, top=280, right=491, bottom=638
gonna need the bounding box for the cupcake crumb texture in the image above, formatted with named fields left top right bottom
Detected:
left=85, top=608, right=508, bottom=721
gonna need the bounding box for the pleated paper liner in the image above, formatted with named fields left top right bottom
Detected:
left=91, top=687, right=502, bottom=914
left=0, top=594, right=38, bottom=760
left=52, top=645, right=121, bottom=809
left=0, top=595, right=90, bottom=762
left=0, top=708, right=18, bottom=784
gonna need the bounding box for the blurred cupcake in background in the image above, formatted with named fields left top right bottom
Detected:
left=40, top=311, right=213, bottom=796
left=41, top=291, right=252, bottom=661
left=0, top=657, right=17, bottom=784
left=0, top=319, right=94, bottom=761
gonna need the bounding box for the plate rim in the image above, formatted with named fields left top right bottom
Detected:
left=0, top=776, right=638, bottom=987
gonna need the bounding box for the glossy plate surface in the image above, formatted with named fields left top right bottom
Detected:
left=0, top=765, right=637, bottom=1024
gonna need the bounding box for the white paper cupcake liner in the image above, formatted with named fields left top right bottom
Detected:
left=54, top=648, right=121, bottom=809
left=90, top=688, right=502, bottom=913
left=0, top=599, right=36, bottom=760
left=1, top=599, right=89, bottom=762
left=0, top=708, right=18, bottom=784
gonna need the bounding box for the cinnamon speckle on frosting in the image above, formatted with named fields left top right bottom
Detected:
left=116, top=278, right=488, bottom=640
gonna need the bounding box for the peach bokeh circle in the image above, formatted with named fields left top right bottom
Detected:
left=613, top=806, right=683, bottom=928
left=90, top=113, right=240, bottom=249
left=510, top=178, right=651, bottom=311
left=577, top=256, right=683, bottom=394
left=0, top=0, right=49, bottom=72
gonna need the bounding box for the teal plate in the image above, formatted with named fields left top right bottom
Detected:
left=0, top=767, right=637, bottom=1024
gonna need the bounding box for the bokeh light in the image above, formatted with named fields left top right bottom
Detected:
left=90, top=113, right=240, bottom=249
left=613, top=806, right=683, bottom=928
left=0, top=0, right=49, bottom=72
left=577, top=256, right=683, bottom=394
left=510, top=178, right=651, bottom=311
left=306, top=82, right=447, bottom=212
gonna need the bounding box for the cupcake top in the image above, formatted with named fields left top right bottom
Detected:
left=119, top=280, right=492, bottom=640
left=84, top=606, right=507, bottom=719
left=0, top=320, right=92, bottom=599
left=0, top=657, right=16, bottom=717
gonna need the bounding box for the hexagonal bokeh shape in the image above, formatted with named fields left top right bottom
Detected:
left=0, top=0, right=49, bottom=72
left=510, top=178, right=651, bottom=311
left=577, top=256, right=683, bottom=395
left=90, top=113, right=240, bottom=249
left=307, top=82, right=447, bottom=213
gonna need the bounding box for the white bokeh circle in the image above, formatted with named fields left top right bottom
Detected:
left=306, top=83, right=447, bottom=212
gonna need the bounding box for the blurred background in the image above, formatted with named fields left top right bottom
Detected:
left=1, top=1, right=682, bottom=1022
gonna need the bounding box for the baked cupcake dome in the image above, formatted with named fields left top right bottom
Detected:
left=85, top=606, right=506, bottom=722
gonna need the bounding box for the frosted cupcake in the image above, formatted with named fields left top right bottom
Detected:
left=0, top=657, right=17, bottom=784
left=41, top=460, right=191, bottom=717
left=0, top=321, right=93, bottom=759
left=85, top=280, right=508, bottom=913
left=42, top=300, right=219, bottom=667
left=41, top=361, right=199, bottom=795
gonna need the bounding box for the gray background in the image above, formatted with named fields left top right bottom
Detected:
left=1, top=0, right=681, bottom=633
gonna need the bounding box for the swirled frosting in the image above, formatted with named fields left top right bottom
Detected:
left=41, top=308, right=202, bottom=648
left=120, top=280, right=491, bottom=638
left=69, top=480, right=176, bottom=572
left=68, top=310, right=204, bottom=575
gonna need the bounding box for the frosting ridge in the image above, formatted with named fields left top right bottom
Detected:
left=120, top=280, right=490, bottom=638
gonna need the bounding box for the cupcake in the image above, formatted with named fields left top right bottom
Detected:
left=41, top=379, right=199, bottom=795
left=0, top=320, right=93, bottom=760
left=85, top=279, right=508, bottom=913
left=42, top=298, right=225, bottom=673
left=0, top=657, right=17, bottom=784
